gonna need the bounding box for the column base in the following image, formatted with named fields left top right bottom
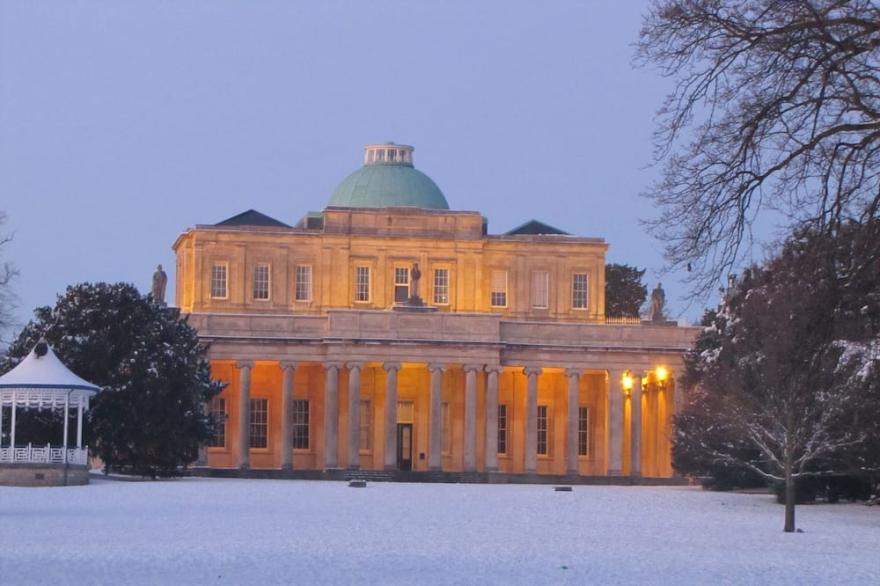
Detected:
left=566, top=468, right=578, bottom=476
left=608, top=468, right=623, bottom=476
left=280, top=464, right=293, bottom=472
left=429, top=465, right=442, bottom=472
left=485, top=466, right=498, bottom=473
left=347, top=465, right=360, bottom=471
left=384, top=465, right=398, bottom=471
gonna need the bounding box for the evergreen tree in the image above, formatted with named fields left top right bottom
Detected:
left=605, top=264, right=647, bottom=318
left=0, top=282, right=223, bottom=477
left=675, top=222, right=880, bottom=531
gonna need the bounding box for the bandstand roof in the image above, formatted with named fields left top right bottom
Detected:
left=0, top=343, right=99, bottom=393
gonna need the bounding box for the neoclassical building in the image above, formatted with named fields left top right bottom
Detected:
left=174, top=143, right=698, bottom=480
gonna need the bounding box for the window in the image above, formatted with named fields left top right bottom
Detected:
left=490, top=270, right=508, bottom=308
left=572, top=273, right=589, bottom=309
left=394, top=267, right=409, bottom=303
left=531, top=270, right=549, bottom=309
left=295, top=265, right=312, bottom=302
left=292, top=399, right=310, bottom=450
left=249, top=399, right=268, bottom=449
left=209, top=397, right=226, bottom=448
left=355, top=266, right=371, bottom=302
left=433, top=268, right=449, bottom=305
left=210, top=263, right=228, bottom=299
left=497, top=404, right=508, bottom=455
left=441, top=402, right=451, bottom=454
left=578, top=407, right=589, bottom=456
left=537, top=405, right=550, bottom=455
left=359, top=400, right=372, bottom=452
left=253, top=263, right=270, bottom=300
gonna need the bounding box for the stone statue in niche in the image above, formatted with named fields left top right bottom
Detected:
left=649, top=282, right=666, bottom=322
left=152, top=264, right=168, bottom=304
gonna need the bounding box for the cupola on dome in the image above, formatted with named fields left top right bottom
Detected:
left=327, top=143, right=450, bottom=210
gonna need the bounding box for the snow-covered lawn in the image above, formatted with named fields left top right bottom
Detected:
left=1, top=478, right=877, bottom=584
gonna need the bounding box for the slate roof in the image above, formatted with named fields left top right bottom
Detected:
left=504, top=219, right=570, bottom=236
left=215, top=209, right=291, bottom=228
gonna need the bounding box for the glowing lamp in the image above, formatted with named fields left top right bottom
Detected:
left=656, top=366, right=668, bottom=383
left=622, top=371, right=634, bottom=396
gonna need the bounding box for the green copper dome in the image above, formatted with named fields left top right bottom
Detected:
left=327, top=143, right=450, bottom=210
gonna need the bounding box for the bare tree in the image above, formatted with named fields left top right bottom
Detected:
left=637, top=0, right=880, bottom=296
left=677, top=222, right=880, bottom=532
left=0, top=212, right=17, bottom=337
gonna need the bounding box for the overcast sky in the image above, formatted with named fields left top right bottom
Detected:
left=2, top=1, right=731, bottom=336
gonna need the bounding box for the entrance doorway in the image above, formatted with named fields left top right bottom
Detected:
left=397, top=423, right=413, bottom=471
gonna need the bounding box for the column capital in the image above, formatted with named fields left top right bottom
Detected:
left=427, top=363, right=447, bottom=374
left=485, top=365, right=504, bottom=375
left=523, top=366, right=543, bottom=377
left=383, top=362, right=401, bottom=373
left=463, top=364, right=483, bottom=374
left=235, top=360, right=254, bottom=370
left=345, top=362, right=362, bottom=373
left=324, top=361, right=343, bottom=372
left=565, top=367, right=582, bottom=378
left=279, top=361, right=297, bottom=371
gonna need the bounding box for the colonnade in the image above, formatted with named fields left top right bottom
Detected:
left=228, top=361, right=673, bottom=477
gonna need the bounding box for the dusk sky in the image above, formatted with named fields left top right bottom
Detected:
left=0, top=1, right=746, bottom=336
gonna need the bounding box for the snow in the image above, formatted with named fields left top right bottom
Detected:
left=1, top=478, right=878, bottom=584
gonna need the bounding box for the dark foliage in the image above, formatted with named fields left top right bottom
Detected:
left=0, top=283, right=223, bottom=477
left=605, top=264, right=647, bottom=318
left=674, top=221, right=880, bottom=530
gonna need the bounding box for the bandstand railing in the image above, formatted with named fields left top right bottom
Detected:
left=0, top=444, right=89, bottom=466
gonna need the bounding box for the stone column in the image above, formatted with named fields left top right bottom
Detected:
left=523, top=367, right=542, bottom=474
left=484, top=366, right=502, bottom=472
left=565, top=368, right=581, bottom=475
left=347, top=363, right=362, bottom=470
left=383, top=362, right=401, bottom=470
left=463, top=365, right=480, bottom=472
left=630, top=372, right=643, bottom=478
left=280, top=362, right=296, bottom=470
left=607, top=368, right=624, bottom=475
left=236, top=361, right=253, bottom=469
left=428, top=364, right=445, bottom=471
left=323, top=362, right=341, bottom=469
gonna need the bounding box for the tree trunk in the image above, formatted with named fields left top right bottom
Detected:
left=784, top=454, right=796, bottom=533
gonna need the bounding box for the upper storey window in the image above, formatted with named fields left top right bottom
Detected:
left=572, top=273, right=589, bottom=310
left=433, top=268, right=449, bottom=305
left=295, top=265, right=312, bottom=302
left=355, top=266, right=371, bottom=302
left=253, top=263, right=270, bottom=301
left=210, top=263, right=228, bottom=299
left=394, top=267, right=409, bottom=303
left=531, top=271, right=549, bottom=309
left=490, top=270, right=508, bottom=308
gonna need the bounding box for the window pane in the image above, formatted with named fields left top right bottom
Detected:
left=249, top=399, right=268, bottom=449
left=359, top=400, right=372, bottom=451
left=211, top=264, right=227, bottom=299
left=295, top=265, right=312, bottom=302
left=292, top=399, right=310, bottom=450
left=537, top=405, right=549, bottom=455
left=210, top=397, right=226, bottom=448
left=356, top=267, right=370, bottom=302
left=433, top=268, right=449, bottom=304
left=490, top=270, right=508, bottom=307
left=531, top=271, right=549, bottom=309
left=572, top=273, right=588, bottom=309
left=253, top=264, right=270, bottom=300
left=578, top=407, right=589, bottom=456
left=497, top=404, right=508, bottom=455
left=394, top=267, right=409, bottom=303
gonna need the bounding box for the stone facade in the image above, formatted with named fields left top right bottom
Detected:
left=173, top=144, right=699, bottom=480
